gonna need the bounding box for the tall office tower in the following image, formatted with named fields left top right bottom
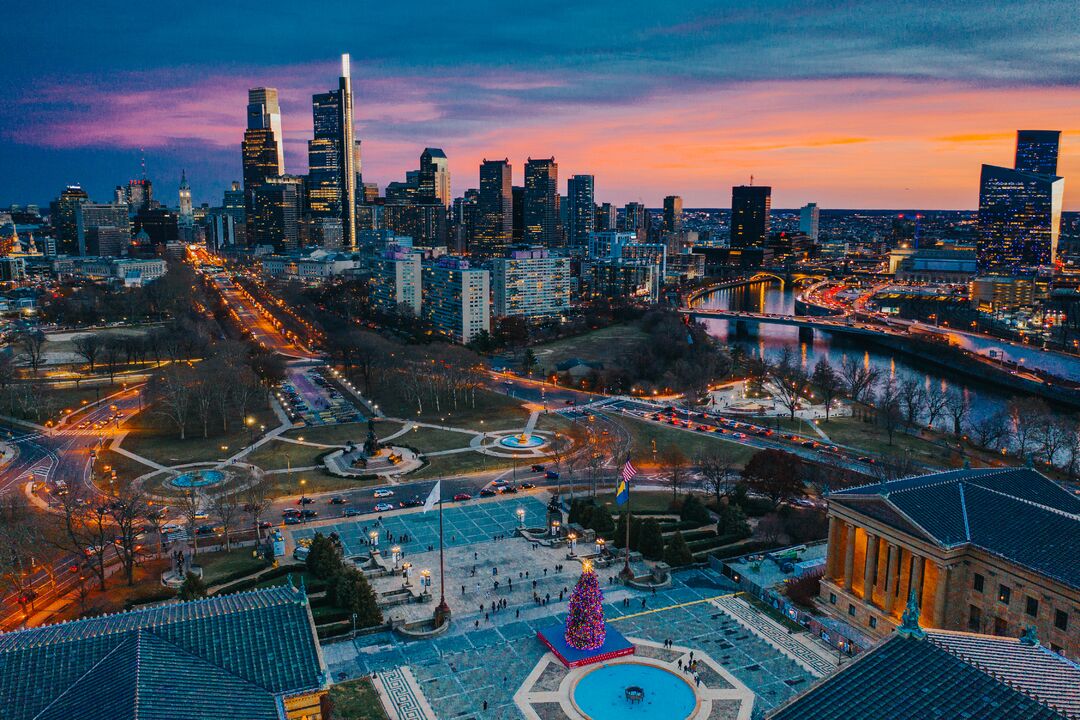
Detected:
left=598, top=202, right=616, bottom=231
left=419, top=148, right=451, bottom=206
left=306, top=56, right=358, bottom=248
left=977, top=165, right=1063, bottom=272
left=452, top=190, right=479, bottom=252
left=662, top=195, right=683, bottom=235
left=76, top=203, right=129, bottom=255
left=566, top=175, right=595, bottom=251
left=1014, top=130, right=1060, bottom=176
left=223, top=181, right=245, bottom=224
left=252, top=175, right=305, bottom=252
left=730, top=185, right=771, bottom=247
left=422, top=256, right=491, bottom=344
left=475, top=159, right=512, bottom=256
left=126, top=179, right=153, bottom=213
left=50, top=185, right=90, bottom=253
left=799, top=202, right=820, bottom=242
left=242, top=88, right=284, bottom=223
left=206, top=212, right=236, bottom=251
left=524, top=158, right=559, bottom=246
left=492, top=246, right=571, bottom=320
left=512, top=186, right=525, bottom=244
left=247, top=88, right=285, bottom=172
left=622, top=202, right=647, bottom=236
left=112, top=186, right=127, bottom=205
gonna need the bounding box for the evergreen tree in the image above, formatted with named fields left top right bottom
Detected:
left=564, top=565, right=606, bottom=650
left=178, top=571, right=207, bottom=601
left=334, top=567, right=383, bottom=628
left=679, top=494, right=710, bottom=524
left=306, top=533, right=342, bottom=580
left=718, top=503, right=750, bottom=539
left=591, top=507, right=615, bottom=533
left=663, top=531, right=694, bottom=566
left=638, top=519, right=664, bottom=560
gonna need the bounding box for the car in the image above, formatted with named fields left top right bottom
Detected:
left=857, top=456, right=876, bottom=464
left=373, top=502, right=394, bottom=512
left=802, top=440, right=817, bottom=448
left=343, top=508, right=363, bottom=517
left=520, top=482, right=536, bottom=490
left=492, top=479, right=508, bottom=487
left=453, top=493, right=472, bottom=502
left=256, top=521, right=273, bottom=529
left=296, top=496, right=314, bottom=505
left=300, top=509, right=318, bottom=519
left=328, top=496, right=347, bottom=504
left=530, top=464, right=545, bottom=472
left=293, top=546, right=310, bottom=561
left=195, top=525, right=219, bottom=536
left=161, top=523, right=183, bottom=534
left=373, top=489, right=395, bottom=498
left=399, top=498, right=423, bottom=508
left=284, top=515, right=301, bottom=525
left=544, top=470, right=560, bottom=479
left=479, top=488, right=497, bottom=497
left=282, top=508, right=300, bottom=517
left=499, top=485, right=519, bottom=494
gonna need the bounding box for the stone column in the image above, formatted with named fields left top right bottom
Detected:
left=933, top=564, right=949, bottom=628
left=911, top=555, right=925, bottom=606
left=883, top=543, right=899, bottom=614
left=863, top=533, right=879, bottom=601
left=843, top=524, right=857, bottom=590
left=826, top=517, right=841, bottom=579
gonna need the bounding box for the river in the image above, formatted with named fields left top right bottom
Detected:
left=695, top=280, right=1047, bottom=431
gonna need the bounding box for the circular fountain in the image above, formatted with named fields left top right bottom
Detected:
left=498, top=432, right=547, bottom=450
left=572, top=663, right=696, bottom=719
left=170, top=469, right=225, bottom=488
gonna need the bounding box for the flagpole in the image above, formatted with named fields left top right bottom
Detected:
left=435, top=480, right=450, bottom=626
left=620, top=454, right=633, bottom=582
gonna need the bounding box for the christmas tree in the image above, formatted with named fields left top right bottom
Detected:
left=564, top=561, right=606, bottom=650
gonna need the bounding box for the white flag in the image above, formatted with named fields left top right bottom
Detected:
left=423, top=480, right=441, bottom=512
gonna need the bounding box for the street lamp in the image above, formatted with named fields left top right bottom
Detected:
left=391, top=545, right=401, bottom=568
left=420, top=568, right=431, bottom=594
left=567, top=532, right=577, bottom=557
left=369, top=530, right=380, bottom=553
left=516, top=507, right=525, bottom=528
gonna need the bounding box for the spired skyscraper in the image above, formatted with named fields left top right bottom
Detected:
left=730, top=184, right=771, bottom=248
left=242, top=88, right=285, bottom=221
left=307, top=55, right=359, bottom=249
left=524, top=158, right=560, bottom=247
left=565, top=175, right=595, bottom=251
left=475, top=159, right=513, bottom=256
left=977, top=130, right=1064, bottom=273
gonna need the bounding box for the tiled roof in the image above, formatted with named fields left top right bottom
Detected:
left=0, top=586, right=324, bottom=720
left=769, top=631, right=1076, bottom=720
left=831, top=468, right=1080, bottom=588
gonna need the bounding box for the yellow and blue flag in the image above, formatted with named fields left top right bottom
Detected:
left=616, top=457, right=636, bottom=505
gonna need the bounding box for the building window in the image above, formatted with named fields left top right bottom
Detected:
left=968, top=605, right=982, bottom=632
left=848, top=604, right=856, bottom=617
left=829, top=593, right=837, bottom=605
left=993, top=617, right=1008, bottom=636
left=973, top=573, right=985, bottom=593
left=1025, top=596, right=1039, bottom=617
left=869, top=617, right=877, bottom=629
left=997, top=584, right=1011, bottom=605
left=1055, top=610, right=1069, bottom=631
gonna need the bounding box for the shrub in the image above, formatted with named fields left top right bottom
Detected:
left=663, top=531, right=694, bottom=566
left=178, top=572, right=207, bottom=601
left=785, top=567, right=824, bottom=608
left=679, top=495, right=710, bottom=524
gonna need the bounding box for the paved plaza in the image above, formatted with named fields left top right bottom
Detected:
left=313, top=496, right=820, bottom=719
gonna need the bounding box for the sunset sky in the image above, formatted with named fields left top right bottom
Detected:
left=3, top=1, right=1079, bottom=209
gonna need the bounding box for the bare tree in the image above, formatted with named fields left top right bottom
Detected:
left=811, top=358, right=842, bottom=421
left=1008, top=397, right=1048, bottom=461
left=178, top=489, right=202, bottom=557
left=108, top=486, right=151, bottom=586
left=149, top=364, right=194, bottom=440
left=945, top=389, right=969, bottom=437
left=0, top=497, right=44, bottom=619
left=897, top=377, right=927, bottom=427
left=967, top=410, right=1011, bottom=450
left=770, top=347, right=811, bottom=420
left=875, top=377, right=903, bottom=445
left=924, top=384, right=949, bottom=430
left=18, top=331, right=47, bottom=375
left=697, top=451, right=739, bottom=504
left=245, top=471, right=273, bottom=540
left=72, top=333, right=103, bottom=373
left=661, top=446, right=689, bottom=502
left=210, top=490, right=242, bottom=552
left=839, top=355, right=880, bottom=404
left=1035, top=414, right=1072, bottom=468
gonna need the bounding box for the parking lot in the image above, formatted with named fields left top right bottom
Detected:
left=278, top=365, right=363, bottom=426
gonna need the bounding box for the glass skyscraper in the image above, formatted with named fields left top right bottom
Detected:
left=306, top=55, right=358, bottom=249
left=524, top=157, right=559, bottom=247
left=730, top=185, right=771, bottom=247
left=475, top=159, right=513, bottom=256
left=1014, top=130, right=1060, bottom=176
left=419, top=148, right=451, bottom=206
left=242, top=87, right=285, bottom=226
left=566, top=174, right=595, bottom=251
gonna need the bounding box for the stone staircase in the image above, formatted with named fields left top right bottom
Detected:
left=710, top=595, right=838, bottom=677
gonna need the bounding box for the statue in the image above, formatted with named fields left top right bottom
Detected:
left=363, top=418, right=380, bottom=457
left=1020, top=625, right=1040, bottom=647
left=896, top=588, right=926, bottom=639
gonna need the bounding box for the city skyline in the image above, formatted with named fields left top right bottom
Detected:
left=3, top=2, right=1080, bottom=209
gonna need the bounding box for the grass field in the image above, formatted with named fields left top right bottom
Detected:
left=818, top=416, right=964, bottom=468
left=605, top=413, right=756, bottom=468
left=328, top=677, right=389, bottom=720
left=592, top=488, right=679, bottom=514
left=362, top=381, right=531, bottom=428
left=281, top=421, right=408, bottom=446
left=122, top=405, right=280, bottom=466
left=530, top=323, right=648, bottom=371
left=246, top=440, right=329, bottom=471
left=409, top=450, right=520, bottom=479
left=265, top=469, right=375, bottom=498
left=198, top=548, right=268, bottom=584
left=398, top=426, right=477, bottom=453
left=95, top=448, right=159, bottom=485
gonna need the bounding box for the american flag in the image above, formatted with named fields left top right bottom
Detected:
left=621, top=458, right=637, bottom=482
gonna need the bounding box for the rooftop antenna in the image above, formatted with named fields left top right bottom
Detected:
left=140, top=148, right=147, bottom=180
left=749, top=174, right=754, bottom=186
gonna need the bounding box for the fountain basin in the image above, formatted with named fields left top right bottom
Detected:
left=171, top=470, right=225, bottom=488
left=499, top=434, right=546, bottom=449
left=572, top=662, right=696, bottom=720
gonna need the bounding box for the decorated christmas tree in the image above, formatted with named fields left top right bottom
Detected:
left=564, top=561, right=606, bottom=650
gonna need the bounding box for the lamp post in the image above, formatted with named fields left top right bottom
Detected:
left=369, top=530, right=379, bottom=554
left=391, top=545, right=401, bottom=568
left=402, top=561, right=412, bottom=586
left=567, top=532, right=577, bottom=557
left=420, top=568, right=431, bottom=596
left=516, top=507, right=525, bottom=528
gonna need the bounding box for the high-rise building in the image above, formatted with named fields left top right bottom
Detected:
left=126, top=179, right=153, bottom=214
left=566, top=175, right=595, bottom=250
left=730, top=185, right=771, bottom=247
left=178, top=171, right=193, bottom=240
left=512, top=185, right=525, bottom=245
left=475, top=159, right=512, bottom=256
left=222, top=181, right=245, bottom=224
left=76, top=203, right=129, bottom=256
left=370, top=245, right=423, bottom=316
left=252, top=175, right=305, bottom=252
left=977, top=165, right=1063, bottom=271
left=598, top=202, right=616, bottom=231
left=422, top=256, right=490, bottom=344
left=307, top=56, right=358, bottom=248
left=621, top=202, right=647, bottom=237
left=206, top=212, right=236, bottom=251
left=662, top=195, right=683, bottom=235
left=247, top=88, right=285, bottom=172
left=50, top=185, right=89, bottom=253
left=1015, top=130, right=1061, bottom=176
left=800, top=202, right=820, bottom=242
left=524, top=158, right=559, bottom=246
left=419, top=148, right=451, bottom=206
left=491, top=246, right=570, bottom=320
left=242, top=88, right=285, bottom=225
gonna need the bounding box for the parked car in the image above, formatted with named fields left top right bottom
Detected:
left=545, top=471, right=560, bottom=480
left=344, top=508, right=363, bottom=517
left=373, top=502, right=394, bottom=512
left=520, top=482, right=536, bottom=490
left=479, top=488, right=497, bottom=497
left=453, top=493, right=472, bottom=502
left=300, top=509, right=318, bottom=519
left=530, top=464, right=545, bottom=472
left=499, top=485, right=518, bottom=494
left=293, top=546, right=310, bottom=561
left=296, top=496, right=314, bottom=505
left=373, top=489, right=395, bottom=498
left=328, top=496, right=347, bottom=504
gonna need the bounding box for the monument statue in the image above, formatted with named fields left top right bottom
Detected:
left=363, top=418, right=380, bottom=457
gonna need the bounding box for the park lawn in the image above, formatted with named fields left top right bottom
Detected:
left=409, top=450, right=519, bottom=479
left=398, top=426, right=477, bottom=453
left=198, top=548, right=268, bottom=584
left=593, top=489, right=679, bottom=514
left=264, top=470, right=375, bottom=498
left=820, top=417, right=963, bottom=468
left=246, top=440, right=330, bottom=471
left=363, top=381, right=531, bottom=428
left=281, top=421, right=406, bottom=446
left=122, top=405, right=280, bottom=466
left=604, top=413, right=756, bottom=469
left=95, top=448, right=159, bottom=486
left=529, top=323, right=648, bottom=371
left=328, top=677, right=389, bottom=720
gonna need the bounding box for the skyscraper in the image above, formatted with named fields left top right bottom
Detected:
left=419, top=148, right=451, bottom=206
left=524, top=157, right=559, bottom=246
left=475, top=159, right=512, bottom=256
left=622, top=202, right=647, bottom=237
left=662, top=195, right=683, bottom=235
left=307, top=55, right=358, bottom=248
left=50, top=185, right=90, bottom=253
left=800, top=202, right=820, bottom=242
left=598, top=202, right=616, bottom=231
left=566, top=175, right=595, bottom=251
left=730, top=185, right=771, bottom=247
left=76, top=203, right=129, bottom=256
left=1014, top=130, right=1060, bottom=176
left=126, top=179, right=153, bottom=214
left=246, top=88, right=285, bottom=172
left=242, top=88, right=285, bottom=227
left=977, top=165, right=1063, bottom=272
left=178, top=171, right=193, bottom=240
left=252, top=175, right=305, bottom=252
